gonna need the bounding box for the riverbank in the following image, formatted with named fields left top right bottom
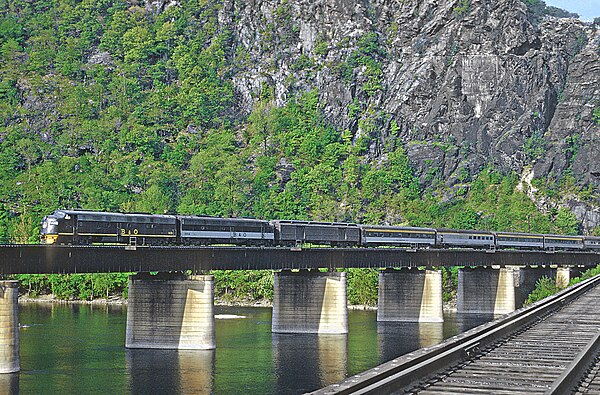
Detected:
left=19, top=294, right=126, bottom=305
left=18, top=294, right=458, bottom=311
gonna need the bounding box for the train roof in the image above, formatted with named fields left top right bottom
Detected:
left=178, top=216, right=269, bottom=223
left=435, top=228, right=494, bottom=235
left=494, top=231, right=545, bottom=237
left=271, top=220, right=359, bottom=227
left=51, top=210, right=177, bottom=220
left=542, top=234, right=584, bottom=239
left=360, top=225, right=436, bottom=232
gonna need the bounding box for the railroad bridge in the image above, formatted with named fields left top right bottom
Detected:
left=0, top=245, right=599, bottom=391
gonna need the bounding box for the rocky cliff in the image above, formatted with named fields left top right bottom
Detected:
left=206, top=0, right=599, bottom=226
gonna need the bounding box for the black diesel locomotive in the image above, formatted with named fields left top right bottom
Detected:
left=40, top=209, right=600, bottom=251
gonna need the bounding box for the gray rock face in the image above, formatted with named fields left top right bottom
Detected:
left=224, top=0, right=598, bottom=182
left=215, top=0, right=599, bottom=227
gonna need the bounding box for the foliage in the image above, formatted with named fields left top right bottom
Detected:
left=552, top=207, right=579, bottom=235
left=11, top=273, right=131, bottom=300
left=569, top=264, right=600, bottom=286
left=344, top=268, right=379, bottom=306
left=544, top=6, right=578, bottom=19
left=523, top=129, right=546, bottom=161
left=212, top=270, right=274, bottom=301
left=593, top=108, right=600, bottom=125
left=441, top=266, right=460, bottom=302
left=565, top=133, right=581, bottom=166
left=522, top=0, right=578, bottom=21
left=314, top=35, right=329, bottom=56
left=345, top=32, right=385, bottom=96
left=454, top=0, right=471, bottom=17
left=524, top=276, right=561, bottom=305
left=524, top=265, right=600, bottom=306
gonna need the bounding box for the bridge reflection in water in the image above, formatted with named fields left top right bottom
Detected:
left=126, top=349, right=214, bottom=394
left=0, top=373, right=18, bottom=394
left=273, top=333, right=347, bottom=393
left=15, top=303, right=505, bottom=394
left=377, top=313, right=493, bottom=365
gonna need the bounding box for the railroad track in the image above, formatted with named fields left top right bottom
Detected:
left=575, top=337, right=600, bottom=394
left=313, top=274, right=600, bottom=395
left=412, top=284, right=600, bottom=394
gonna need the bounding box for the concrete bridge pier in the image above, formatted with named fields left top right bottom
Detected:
left=126, top=273, right=215, bottom=349
left=272, top=270, right=348, bottom=334
left=555, top=266, right=586, bottom=288
left=377, top=269, right=443, bottom=322
left=458, top=267, right=516, bottom=314
left=458, top=266, right=559, bottom=314
left=0, top=281, right=19, bottom=373
left=556, top=267, right=571, bottom=288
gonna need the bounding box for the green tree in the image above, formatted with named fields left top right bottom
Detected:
left=553, top=207, right=579, bottom=235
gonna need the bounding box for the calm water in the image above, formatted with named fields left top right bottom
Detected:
left=11, top=304, right=491, bottom=394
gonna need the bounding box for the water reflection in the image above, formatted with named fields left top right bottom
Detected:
left=377, top=312, right=492, bottom=364
left=17, top=304, right=495, bottom=394
left=377, top=322, right=443, bottom=363
left=456, top=312, right=496, bottom=334
left=273, top=333, right=347, bottom=394
left=126, top=349, right=214, bottom=394
left=317, top=336, right=347, bottom=386
left=0, top=373, right=18, bottom=395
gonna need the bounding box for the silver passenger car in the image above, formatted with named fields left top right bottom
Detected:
left=436, top=229, right=494, bottom=248
left=543, top=234, right=584, bottom=250
left=583, top=236, right=600, bottom=250
left=495, top=232, right=544, bottom=249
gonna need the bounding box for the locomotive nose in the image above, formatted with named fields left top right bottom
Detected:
left=40, top=216, right=59, bottom=244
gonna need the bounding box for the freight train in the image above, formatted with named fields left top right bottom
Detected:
left=40, top=209, right=600, bottom=251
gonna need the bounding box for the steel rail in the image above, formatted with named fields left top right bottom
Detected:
left=310, top=274, right=600, bottom=395
left=545, top=331, right=600, bottom=394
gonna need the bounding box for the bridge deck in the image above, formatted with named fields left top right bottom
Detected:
left=0, top=245, right=599, bottom=274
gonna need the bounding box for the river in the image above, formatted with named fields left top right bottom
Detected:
left=11, top=303, right=491, bottom=394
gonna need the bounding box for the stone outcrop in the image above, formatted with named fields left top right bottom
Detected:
left=209, top=0, right=599, bottom=227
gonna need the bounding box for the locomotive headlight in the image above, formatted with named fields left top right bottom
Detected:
left=44, top=235, right=58, bottom=244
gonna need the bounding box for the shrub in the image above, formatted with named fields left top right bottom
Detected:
left=524, top=276, right=560, bottom=305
